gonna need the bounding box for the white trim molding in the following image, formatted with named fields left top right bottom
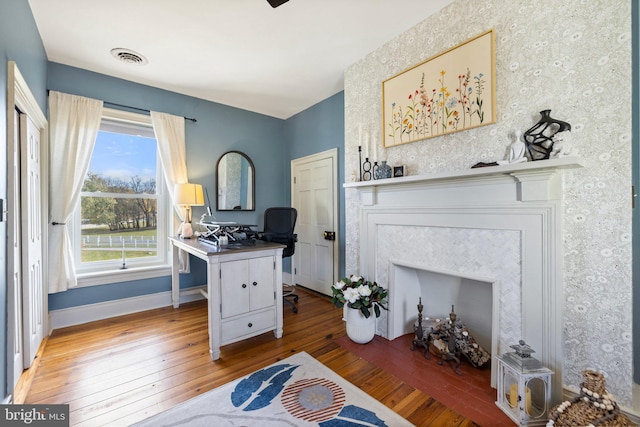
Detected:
left=76, top=265, right=172, bottom=287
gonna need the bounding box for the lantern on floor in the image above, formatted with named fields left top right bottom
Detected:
left=496, top=340, right=553, bottom=426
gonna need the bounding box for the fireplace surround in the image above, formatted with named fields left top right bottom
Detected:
left=344, top=157, right=582, bottom=401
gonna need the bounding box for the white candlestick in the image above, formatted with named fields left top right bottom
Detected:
left=358, top=123, right=362, bottom=148
left=122, top=241, right=125, bottom=263
left=364, top=131, right=369, bottom=159
left=372, top=133, right=377, bottom=161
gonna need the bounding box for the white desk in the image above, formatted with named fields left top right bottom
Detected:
left=170, top=237, right=284, bottom=360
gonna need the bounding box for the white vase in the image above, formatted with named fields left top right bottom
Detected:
left=343, top=305, right=376, bottom=344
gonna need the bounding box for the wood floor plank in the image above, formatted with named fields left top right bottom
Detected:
left=24, top=287, right=478, bottom=427
left=27, top=331, right=210, bottom=400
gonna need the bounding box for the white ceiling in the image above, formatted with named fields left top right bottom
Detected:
left=28, top=0, right=452, bottom=119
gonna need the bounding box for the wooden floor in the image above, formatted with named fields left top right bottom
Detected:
left=23, top=287, right=478, bottom=427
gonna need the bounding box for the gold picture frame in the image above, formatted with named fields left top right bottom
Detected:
left=382, top=29, right=496, bottom=148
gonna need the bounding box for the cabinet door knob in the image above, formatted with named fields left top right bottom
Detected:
left=253, top=281, right=258, bottom=286
left=242, top=283, right=247, bottom=288
left=248, top=323, right=253, bottom=328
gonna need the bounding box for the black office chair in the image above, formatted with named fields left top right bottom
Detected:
left=258, top=207, right=299, bottom=313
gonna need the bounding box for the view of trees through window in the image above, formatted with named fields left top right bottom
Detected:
left=80, top=126, right=159, bottom=264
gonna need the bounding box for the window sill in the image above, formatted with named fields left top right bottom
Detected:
left=76, top=265, right=172, bottom=287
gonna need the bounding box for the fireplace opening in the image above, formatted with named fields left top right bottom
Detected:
left=388, top=261, right=499, bottom=387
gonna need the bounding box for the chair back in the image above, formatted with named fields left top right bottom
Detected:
left=260, top=207, right=297, bottom=258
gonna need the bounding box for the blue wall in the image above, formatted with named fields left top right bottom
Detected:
left=46, top=63, right=288, bottom=310
left=284, top=92, right=346, bottom=279
left=0, top=0, right=48, bottom=401
left=46, top=66, right=346, bottom=310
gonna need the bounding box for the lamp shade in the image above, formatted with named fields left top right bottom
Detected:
left=174, top=183, right=204, bottom=206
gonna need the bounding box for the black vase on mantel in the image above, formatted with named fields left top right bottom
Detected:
left=523, top=109, right=571, bottom=161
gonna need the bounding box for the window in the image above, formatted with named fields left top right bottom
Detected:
left=72, top=108, right=170, bottom=284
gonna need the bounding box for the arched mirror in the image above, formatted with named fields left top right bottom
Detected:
left=216, top=151, right=255, bottom=211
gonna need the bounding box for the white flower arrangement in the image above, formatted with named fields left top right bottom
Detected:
left=331, top=275, right=388, bottom=318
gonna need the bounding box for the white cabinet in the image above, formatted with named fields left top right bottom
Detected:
left=220, top=256, right=276, bottom=343
left=170, top=238, right=284, bottom=361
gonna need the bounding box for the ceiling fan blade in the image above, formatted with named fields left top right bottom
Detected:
left=267, top=0, right=289, bottom=8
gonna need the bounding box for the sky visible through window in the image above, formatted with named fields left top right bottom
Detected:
left=89, top=130, right=156, bottom=181
left=80, top=130, right=159, bottom=265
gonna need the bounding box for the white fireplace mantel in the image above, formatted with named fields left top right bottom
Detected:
left=344, top=156, right=583, bottom=403
left=344, top=156, right=584, bottom=204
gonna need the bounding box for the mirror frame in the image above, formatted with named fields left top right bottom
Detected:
left=215, top=150, right=256, bottom=211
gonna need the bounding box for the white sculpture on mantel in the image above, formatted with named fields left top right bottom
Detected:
left=497, top=130, right=528, bottom=165
left=549, top=129, right=575, bottom=158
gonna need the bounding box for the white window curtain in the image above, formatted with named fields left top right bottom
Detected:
left=151, top=111, right=190, bottom=272
left=48, top=91, right=103, bottom=293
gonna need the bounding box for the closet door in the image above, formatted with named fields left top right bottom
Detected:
left=8, top=108, right=24, bottom=387
left=21, top=113, right=45, bottom=366
left=7, top=62, right=48, bottom=392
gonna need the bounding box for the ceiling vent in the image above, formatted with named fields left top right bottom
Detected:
left=110, top=48, right=148, bottom=65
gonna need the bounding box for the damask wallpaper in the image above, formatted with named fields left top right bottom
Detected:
left=343, top=0, right=633, bottom=407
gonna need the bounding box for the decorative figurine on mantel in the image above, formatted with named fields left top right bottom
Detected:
left=471, top=129, right=528, bottom=168
left=523, top=109, right=571, bottom=161
left=548, top=129, right=575, bottom=158
left=497, top=130, right=528, bottom=165
left=472, top=109, right=572, bottom=169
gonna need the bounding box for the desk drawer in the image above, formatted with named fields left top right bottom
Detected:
left=221, top=309, right=276, bottom=343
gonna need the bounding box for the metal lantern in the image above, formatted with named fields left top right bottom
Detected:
left=496, top=340, right=554, bottom=426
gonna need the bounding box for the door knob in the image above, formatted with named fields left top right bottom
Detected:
left=323, top=231, right=335, bottom=241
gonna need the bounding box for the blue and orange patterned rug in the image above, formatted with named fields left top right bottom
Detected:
left=132, top=351, right=413, bottom=426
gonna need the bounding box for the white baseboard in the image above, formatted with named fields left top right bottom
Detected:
left=48, top=286, right=206, bottom=331
left=49, top=274, right=295, bottom=331
left=2, top=395, right=12, bottom=404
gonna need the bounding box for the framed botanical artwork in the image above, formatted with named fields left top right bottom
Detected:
left=382, top=29, right=496, bottom=147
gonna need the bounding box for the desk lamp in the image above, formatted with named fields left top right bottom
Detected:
left=174, top=183, right=204, bottom=238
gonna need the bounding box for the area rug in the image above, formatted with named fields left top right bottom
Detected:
left=132, top=351, right=413, bottom=426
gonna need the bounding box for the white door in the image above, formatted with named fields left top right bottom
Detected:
left=21, top=114, right=45, bottom=365
left=291, top=149, right=338, bottom=296
left=8, top=108, right=24, bottom=388
left=6, top=62, right=48, bottom=394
